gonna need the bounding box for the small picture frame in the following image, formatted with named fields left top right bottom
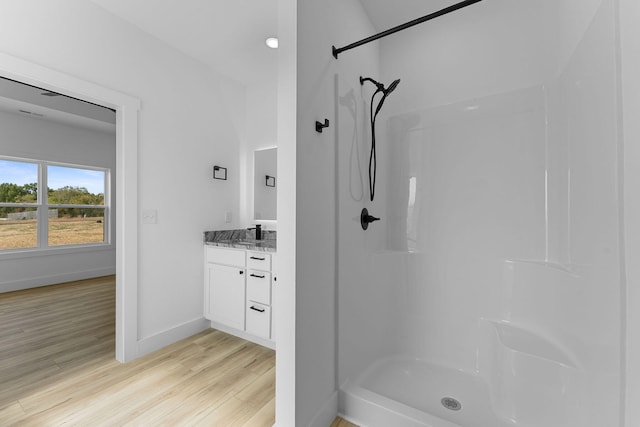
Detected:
left=265, top=175, right=276, bottom=187
left=213, top=166, right=227, bottom=180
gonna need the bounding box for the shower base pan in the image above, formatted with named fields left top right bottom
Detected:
left=339, top=357, right=512, bottom=427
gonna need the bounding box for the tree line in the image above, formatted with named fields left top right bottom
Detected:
left=0, top=183, right=104, bottom=217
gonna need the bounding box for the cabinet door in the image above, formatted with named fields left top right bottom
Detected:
left=207, top=263, right=245, bottom=330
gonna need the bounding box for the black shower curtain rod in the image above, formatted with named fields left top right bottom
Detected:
left=332, top=0, right=485, bottom=59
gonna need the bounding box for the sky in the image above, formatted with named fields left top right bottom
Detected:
left=0, top=160, right=105, bottom=195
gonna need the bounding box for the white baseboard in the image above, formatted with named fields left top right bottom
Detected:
left=308, top=390, right=338, bottom=427
left=270, top=390, right=338, bottom=427
left=210, top=321, right=276, bottom=350
left=137, top=317, right=211, bottom=358
left=0, top=267, right=116, bottom=293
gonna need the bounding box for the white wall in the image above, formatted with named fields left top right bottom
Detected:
left=334, top=19, right=386, bottom=393
left=273, top=1, right=380, bottom=425
left=0, top=111, right=116, bottom=292
left=620, top=0, right=640, bottom=425
left=0, top=0, right=245, bottom=352
left=379, top=0, right=601, bottom=115
left=240, top=81, right=278, bottom=228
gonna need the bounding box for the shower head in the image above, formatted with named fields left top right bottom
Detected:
left=386, top=79, right=401, bottom=96
left=359, top=76, right=401, bottom=96
left=359, top=76, right=401, bottom=117
left=377, top=79, right=400, bottom=116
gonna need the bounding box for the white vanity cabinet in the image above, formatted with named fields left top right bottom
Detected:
left=246, top=251, right=272, bottom=339
left=204, top=246, right=275, bottom=348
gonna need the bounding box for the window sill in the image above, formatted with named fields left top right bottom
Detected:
left=0, top=243, right=114, bottom=261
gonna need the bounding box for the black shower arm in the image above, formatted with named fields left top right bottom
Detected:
left=360, top=76, right=384, bottom=91
left=360, top=78, right=385, bottom=118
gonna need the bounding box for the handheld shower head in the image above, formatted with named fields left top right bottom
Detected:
left=359, top=76, right=402, bottom=116
left=359, top=76, right=401, bottom=96
left=386, top=79, right=401, bottom=96
left=359, top=75, right=401, bottom=202
left=374, top=79, right=401, bottom=117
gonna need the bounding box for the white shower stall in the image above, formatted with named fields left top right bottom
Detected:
left=333, top=0, right=623, bottom=426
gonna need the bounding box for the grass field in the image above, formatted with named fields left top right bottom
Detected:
left=0, top=217, right=104, bottom=249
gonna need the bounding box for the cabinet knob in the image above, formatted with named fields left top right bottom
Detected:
left=239, top=270, right=244, bottom=275
left=273, top=276, right=277, bottom=282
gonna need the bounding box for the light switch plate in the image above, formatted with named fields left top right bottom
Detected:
left=142, top=209, right=157, bottom=224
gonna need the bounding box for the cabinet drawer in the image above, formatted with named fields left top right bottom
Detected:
left=247, top=252, right=271, bottom=271
left=247, top=270, right=271, bottom=305
left=246, top=302, right=271, bottom=339
left=206, top=247, right=245, bottom=267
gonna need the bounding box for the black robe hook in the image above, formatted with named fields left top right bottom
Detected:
left=316, top=118, right=330, bottom=133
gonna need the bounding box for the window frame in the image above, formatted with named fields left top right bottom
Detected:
left=0, top=155, right=111, bottom=254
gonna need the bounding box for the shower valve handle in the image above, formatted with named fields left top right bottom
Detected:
left=361, top=208, right=380, bottom=230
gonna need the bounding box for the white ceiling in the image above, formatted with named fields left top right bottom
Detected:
left=90, top=0, right=279, bottom=87
left=0, top=77, right=116, bottom=134
left=86, top=1, right=466, bottom=86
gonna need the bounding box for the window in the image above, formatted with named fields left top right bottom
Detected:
left=0, top=157, right=109, bottom=251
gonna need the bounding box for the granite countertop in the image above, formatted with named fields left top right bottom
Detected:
left=203, top=229, right=276, bottom=252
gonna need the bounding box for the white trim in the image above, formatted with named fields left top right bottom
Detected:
left=619, top=1, right=640, bottom=425
left=137, top=317, right=211, bottom=357
left=209, top=321, right=276, bottom=350
left=0, top=52, right=140, bottom=363
left=0, top=267, right=115, bottom=293
left=0, top=156, right=110, bottom=253
left=0, top=243, right=113, bottom=260
left=276, top=0, right=298, bottom=425
left=308, top=391, right=338, bottom=427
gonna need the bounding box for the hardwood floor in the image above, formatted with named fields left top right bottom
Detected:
left=0, top=276, right=275, bottom=426
left=330, top=417, right=359, bottom=427
left=0, top=276, right=361, bottom=426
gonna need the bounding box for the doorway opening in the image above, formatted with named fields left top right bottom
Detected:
left=0, top=52, right=140, bottom=362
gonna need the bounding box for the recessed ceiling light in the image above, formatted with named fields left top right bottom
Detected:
left=265, top=37, right=279, bottom=49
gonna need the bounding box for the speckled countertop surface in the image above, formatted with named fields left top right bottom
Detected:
left=203, top=229, right=276, bottom=252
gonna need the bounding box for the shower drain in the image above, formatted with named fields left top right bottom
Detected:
left=441, top=397, right=462, bottom=411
